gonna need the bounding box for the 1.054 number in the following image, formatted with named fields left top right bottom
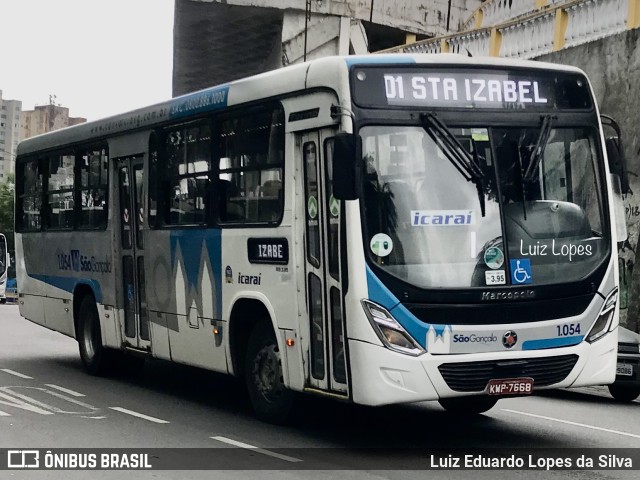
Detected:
left=557, top=323, right=581, bottom=337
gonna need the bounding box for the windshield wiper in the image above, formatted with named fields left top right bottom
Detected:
left=514, top=115, right=554, bottom=221
left=523, top=114, right=553, bottom=182
left=420, top=113, right=484, bottom=181
left=420, top=112, right=486, bottom=217
left=516, top=131, right=529, bottom=221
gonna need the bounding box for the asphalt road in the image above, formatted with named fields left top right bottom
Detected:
left=1, top=303, right=639, bottom=480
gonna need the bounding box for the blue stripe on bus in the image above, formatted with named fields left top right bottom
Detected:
left=170, top=231, right=206, bottom=291
left=169, top=86, right=230, bottom=120
left=345, top=56, right=416, bottom=67
left=169, top=229, right=222, bottom=318
left=29, top=274, right=103, bottom=304
left=365, top=266, right=429, bottom=349
left=388, top=302, right=430, bottom=349
left=365, top=265, right=399, bottom=311
left=521, top=336, right=584, bottom=350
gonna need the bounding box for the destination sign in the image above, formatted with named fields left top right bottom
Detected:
left=351, top=67, right=592, bottom=110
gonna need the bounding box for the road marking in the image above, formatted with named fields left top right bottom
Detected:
left=0, top=410, right=10, bottom=416
left=0, top=387, right=97, bottom=415
left=502, top=409, right=640, bottom=440
left=0, top=391, right=54, bottom=415
left=109, top=407, right=170, bottom=424
left=0, top=369, right=33, bottom=379
left=45, top=384, right=85, bottom=397
left=210, top=436, right=302, bottom=463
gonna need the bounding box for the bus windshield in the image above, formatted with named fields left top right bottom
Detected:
left=360, top=124, right=609, bottom=289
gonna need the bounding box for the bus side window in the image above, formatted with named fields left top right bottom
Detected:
left=217, top=105, right=284, bottom=225
left=46, top=153, right=75, bottom=230
left=162, top=122, right=211, bottom=226
left=78, top=147, right=108, bottom=229
left=149, top=133, right=160, bottom=228
left=17, top=158, right=43, bottom=232
left=218, top=177, right=244, bottom=222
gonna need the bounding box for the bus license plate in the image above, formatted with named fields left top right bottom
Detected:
left=616, top=363, right=633, bottom=376
left=487, top=378, right=534, bottom=396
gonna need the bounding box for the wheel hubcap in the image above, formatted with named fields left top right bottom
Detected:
left=251, top=344, right=284, bottom=403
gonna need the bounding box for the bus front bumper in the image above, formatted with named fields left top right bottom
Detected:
left=348, top=329, right=617, bottom=406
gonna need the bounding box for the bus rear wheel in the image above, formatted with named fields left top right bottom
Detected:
left=78, top=295, right=109, bottom=376
left=245, top=323, right=296, bottom=424
left=439, top=396, right=498, bottom=415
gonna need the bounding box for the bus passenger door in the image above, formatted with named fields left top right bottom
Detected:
left=116, top=156, right=151, bottom=352
left=300, top=131, right=348, bottom=395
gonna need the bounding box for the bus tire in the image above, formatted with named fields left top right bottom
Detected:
left=78, top=295, right=110, bottom=376
left=245, top=322, right=296, bottom=424
left=439, top=396, right=498, bottom=415
left=608, top=384, right=640, bottom=402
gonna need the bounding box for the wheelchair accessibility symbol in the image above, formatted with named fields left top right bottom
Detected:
left=510, top=258, right=533, bottom=285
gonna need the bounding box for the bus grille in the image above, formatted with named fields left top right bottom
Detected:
left=618, top=343, right=639, bottom=354
left=438, top=354, right=579, bottom=392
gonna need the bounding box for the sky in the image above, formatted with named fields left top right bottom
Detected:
left=2, top=0, right=175, bottom=121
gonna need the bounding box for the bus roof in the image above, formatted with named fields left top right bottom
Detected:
left=16, top=53, right=587, bottom=158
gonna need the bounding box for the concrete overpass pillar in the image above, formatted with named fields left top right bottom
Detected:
left=173, top=0, right=283, bottom=96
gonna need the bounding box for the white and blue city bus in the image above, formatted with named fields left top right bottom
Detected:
left=15, top=54, right=624, bottom=422
left=0, top=233, right=8, bottom=303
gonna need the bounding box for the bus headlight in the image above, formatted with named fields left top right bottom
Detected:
left=361, top=300, right=425, bottom=356
left=586, top=288, right=618, bottom=343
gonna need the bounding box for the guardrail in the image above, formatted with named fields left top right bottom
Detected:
left=461, top=0, right=567, bottom=31
left=382, top=0, right=640, bottom=59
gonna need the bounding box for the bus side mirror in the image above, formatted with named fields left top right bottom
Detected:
left=610, top=173, right=628, bottom=242
left=332, top=133, right=359, bottom=200
left=601, top=115, right=631, bottom=195
left=606, top=137, right=631, bottom=195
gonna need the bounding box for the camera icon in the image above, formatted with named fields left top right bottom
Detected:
left=7, top=450, right=39, bottom=468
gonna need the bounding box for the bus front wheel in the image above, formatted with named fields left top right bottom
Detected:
left=439, top=396, right=498, bottom=415
left=608, top=384, right=640, bottom=402
left=78, top=295, right=109, bottom=376
left=245, top=322, right=296, bottom=424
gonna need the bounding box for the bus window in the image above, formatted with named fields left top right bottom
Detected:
left=119, top=166, right=132, bottom=250
left=162, top=123, right=211, bottom=226
left=303, top=142, right=321, bottom=267
left=217, top=106, right=284, bottom=224
left=79, top=148, right=108, bottom=229
left=17, top=159, right=43, bottom=232
left=46, top=153, right=75, bottom=230
left=149, top=133, right=160, bottom=228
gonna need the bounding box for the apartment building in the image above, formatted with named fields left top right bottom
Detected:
left=0, top=90, right=22, bottom=179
